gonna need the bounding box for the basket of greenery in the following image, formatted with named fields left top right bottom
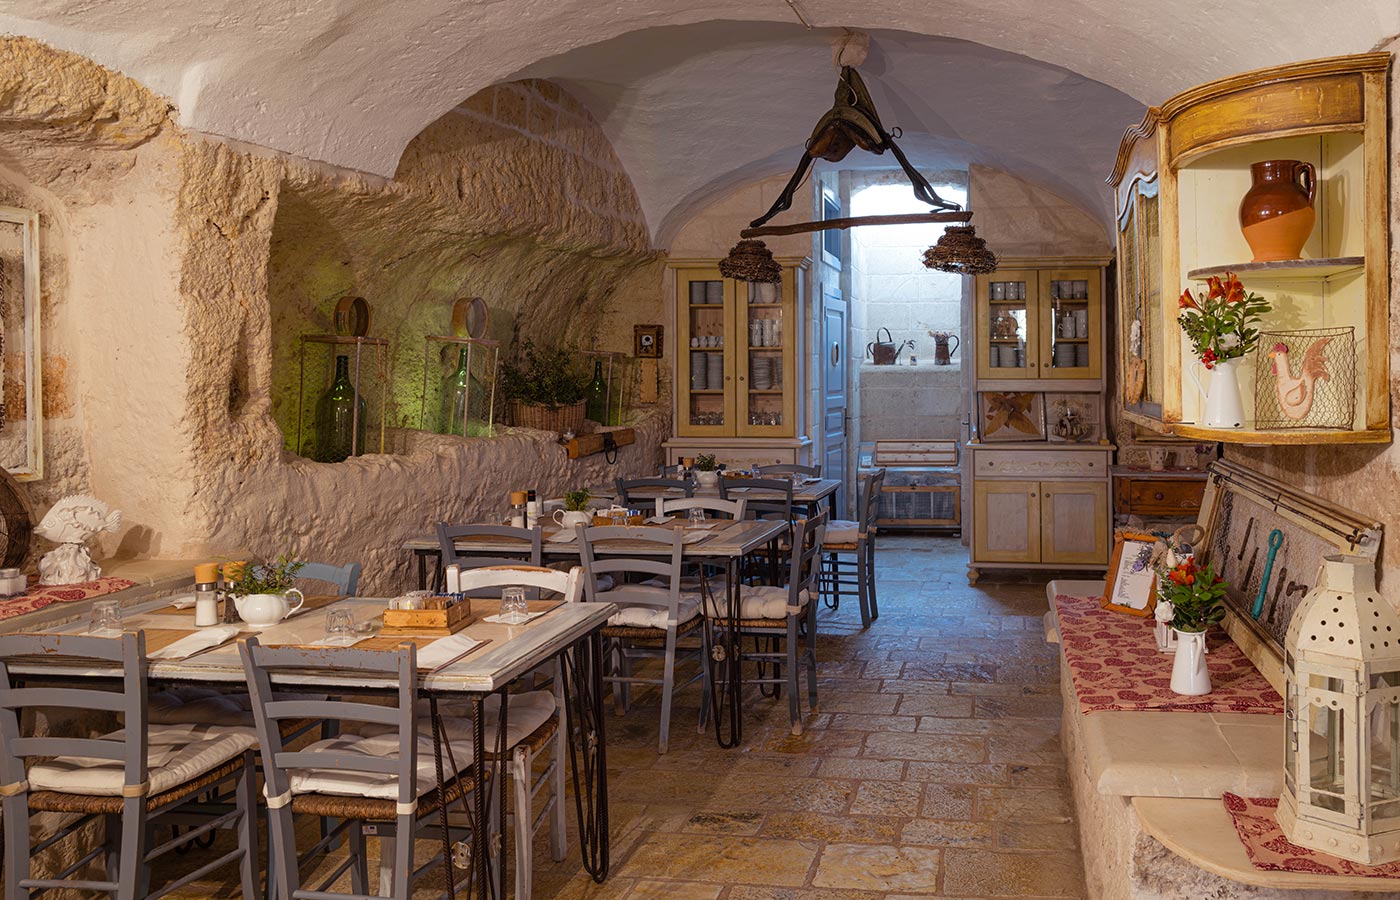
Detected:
left=500, top=340, right=588, bottom=433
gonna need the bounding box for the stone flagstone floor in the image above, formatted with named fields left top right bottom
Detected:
left=158, top=535, right=1085, bottom=898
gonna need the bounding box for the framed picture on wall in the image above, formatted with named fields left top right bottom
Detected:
left=978, top=392, right=1045, bottom=442
left=634, top=324, right=662, bottom=358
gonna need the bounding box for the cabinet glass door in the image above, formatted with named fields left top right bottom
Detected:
left=678, top=270, right=734, bottom=435
left=976, top=272, right=1039, bottom=380
left=1039, top=268, right=1101, bottom=380
left=739, top=278, right=793, bottom=436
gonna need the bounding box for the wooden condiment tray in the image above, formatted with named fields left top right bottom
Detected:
left=381, top=597, right=474, bottom=636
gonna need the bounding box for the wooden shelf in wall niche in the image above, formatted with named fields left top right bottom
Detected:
left=1171, top=421, right=1391, bottom=445
left=1187, top=257, right=1365, bottom=282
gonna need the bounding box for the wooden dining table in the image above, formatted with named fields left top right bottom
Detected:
left=5, top=591, right=618, bottom=896
left=402, top=516, right=788, bottom=748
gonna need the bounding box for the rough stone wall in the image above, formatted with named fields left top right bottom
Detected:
left=0, top=39, right=669, bottom=591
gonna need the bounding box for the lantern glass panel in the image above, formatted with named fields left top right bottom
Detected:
left=1285, top=678, right=1298, bottom=792
left=1368, top=674, right=1400, bottom=806
left=1308, top=675, right=1347, bottom=813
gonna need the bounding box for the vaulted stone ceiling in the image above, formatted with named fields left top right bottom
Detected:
left=4, top=0, right=1396, bottom=241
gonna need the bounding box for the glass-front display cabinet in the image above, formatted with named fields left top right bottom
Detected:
left=975, top=260, right=1105, bottom=385
left=1110, top=52, right=1391, bottom=444
left=673, top=261, right=805, bottom=439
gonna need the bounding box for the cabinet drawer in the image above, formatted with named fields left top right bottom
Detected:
left=974, top=450, right=1107, bottom=479
left=1119, top=478, right=1207, bottom=515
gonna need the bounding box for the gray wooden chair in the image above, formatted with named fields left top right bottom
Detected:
left=614, top=476, right=693, bottom=513
left=756, top=463, right=821, bottom=478
left=436, top=523, right=542, bottom=595
left=821, top=467, right=886, bottom=627
left=240, top=638, right=479, bottom=900
left=578, top=524, right=710, bottom=753
left=0, top=632, right=258, bottom=900
left=295, top=560, right=362, bottom=596
left=453, top=565, right=580, bottom=899
left=704, top=511, right=827, bottom=735
left=719, top=475, right=796, bottom=522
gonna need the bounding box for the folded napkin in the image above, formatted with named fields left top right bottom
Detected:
left=148, top=625, right=240, bottom=660
left=482, top=611, right=548, bottom=625
left=547, top=530, right=578, bottom=544
left=417, top=633, right=483, bottom=670
left=308, top=635, right=363, bottom=647
left=167, top=595, right=196, bottom=609
left=681, top=531, right=715, bottom=545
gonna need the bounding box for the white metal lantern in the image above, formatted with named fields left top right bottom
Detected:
left=1278, top=554, right=1400, bottom=864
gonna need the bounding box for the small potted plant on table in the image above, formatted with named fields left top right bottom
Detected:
left=693, top=453, right=722, bottom=488
left=227, top=556, right=306, bottom=628
left=553, top=489, right=594, bottom=529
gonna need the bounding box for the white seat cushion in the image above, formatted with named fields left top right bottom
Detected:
left=148, top=688, right=255, bottom=727
left=28, top=723, right=257, bottom=797
left=288, top=730, right=476, bottom=800
left=823, top=520, right=861, bottom=544
left=604, top=584, right=702, bottom=629
left=357, top=691, right=557, bottom=753
left=703, top=585, right=810, bottom=620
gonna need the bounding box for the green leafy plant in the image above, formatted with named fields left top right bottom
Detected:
left=694, top=453, right=720, bottom=472
left=499, top=340, right=587, bottom=408
left=1162, top=558, right=1228, bottom=633
left=1178, top=273, right=1272, bottom=369
left=563, top=489, right=592, bottom=511
left=226, top=555, right=304, bottom=596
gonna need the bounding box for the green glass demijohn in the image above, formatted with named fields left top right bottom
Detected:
left=314, top=354, right=366, bottom=462
left=440, top=346, right=472, bottom=436
left=585, top=360, right=608, bottom=424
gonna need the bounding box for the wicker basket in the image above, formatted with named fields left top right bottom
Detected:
left=510, top=399, right=586, bottom=433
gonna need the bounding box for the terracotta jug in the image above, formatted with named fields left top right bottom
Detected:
left=1238, top=159, right=1315, bottom=262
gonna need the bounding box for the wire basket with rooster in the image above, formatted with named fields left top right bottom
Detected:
left=1252, top=326, right=1356, bottom=430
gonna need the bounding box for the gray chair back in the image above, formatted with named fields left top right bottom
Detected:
left=615, top=477, right=692, bottom=512
left=654, top=496, right=746, bottom=520
left=859, top=468, right=887, bottom=537
left=577, top=525, right=685, bottom=619
left=758, top=464, right=821, bottom=478
left=240, top=638, right=423, bottom=899
left=719, top=475, right=795, bottom=522
left=297, top=561, right=362, bottom=596
left=436, top=522, right=543, bottom=570
left=787, top=511, right=829, bottom=598
left=0, top=633, right=147, bottom=799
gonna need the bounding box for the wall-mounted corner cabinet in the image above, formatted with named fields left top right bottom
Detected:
left=664, top=259, right=814, bottom=468
left=1110, top=53, right=1391, bottom=445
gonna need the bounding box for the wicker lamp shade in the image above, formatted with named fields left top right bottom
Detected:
left=719, top=239, right=783, bottom=284
left=923, top=225, right=998, bottom=275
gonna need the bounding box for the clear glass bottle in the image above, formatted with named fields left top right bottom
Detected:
left=440, top=346, right=471, bottom=436
left=314, top=354, right=366, bottom=462
left=585, top=360, right=608, bottom=424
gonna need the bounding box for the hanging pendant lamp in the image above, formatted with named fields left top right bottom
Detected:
left=923, top=225, right=999, bottom=275
left=724, top=55, right=997, bottom=278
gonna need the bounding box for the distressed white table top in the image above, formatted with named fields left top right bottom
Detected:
left=403, top=517, right=787, bottom=558
left=5, top=594, right=615, bottom=694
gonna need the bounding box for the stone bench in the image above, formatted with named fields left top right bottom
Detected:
left=1047, top=579, right=1400, bottom=899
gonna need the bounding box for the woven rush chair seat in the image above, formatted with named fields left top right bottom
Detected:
left=28, top=722, right=257, bottom=798
left=822, top=540, right=859, bottom=551
left=822, top=519, right=862, bottom=545
left=26, top=753, right=248, bottom=816
left=289, top=769, right=480, bottom=822
left=373, top=690, right=558, bottom=756
left=601, top=613, right=704, bottom=641
left=703, top=584, right=811, bottom=622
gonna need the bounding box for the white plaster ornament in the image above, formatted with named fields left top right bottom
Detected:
left=35, top=495, right=121, bottom=585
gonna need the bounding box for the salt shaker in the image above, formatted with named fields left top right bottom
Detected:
left=193, top=562, right=220, bottom=627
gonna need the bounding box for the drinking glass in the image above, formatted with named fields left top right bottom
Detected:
left=687, top=506, right=707, bottom=528
left=326, top=608, right=356, bottom=645
left=90, top=599, right=122, bottom=637
left=500, top=587, right=529, bottom=624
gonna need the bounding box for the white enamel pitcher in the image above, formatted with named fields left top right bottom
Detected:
left=1187, top=357, right=1245, bottom=429
left=234, top=589, right=305, bottom=628
left=1169, top=628, right=1212, bottom=695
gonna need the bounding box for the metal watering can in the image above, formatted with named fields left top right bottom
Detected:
left=865, top=328, right=905, bottom=365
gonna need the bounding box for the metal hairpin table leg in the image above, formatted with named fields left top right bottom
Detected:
left=708, top=556, right=744, bottom=748
left=562, top=630, right=610, bottom=882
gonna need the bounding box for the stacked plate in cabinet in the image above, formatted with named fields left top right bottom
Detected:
left=751, top=356, right=783, bottom=390
left=690, top=351, right=708, bottom=391
left=707, top=352, right=725, bottom=390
